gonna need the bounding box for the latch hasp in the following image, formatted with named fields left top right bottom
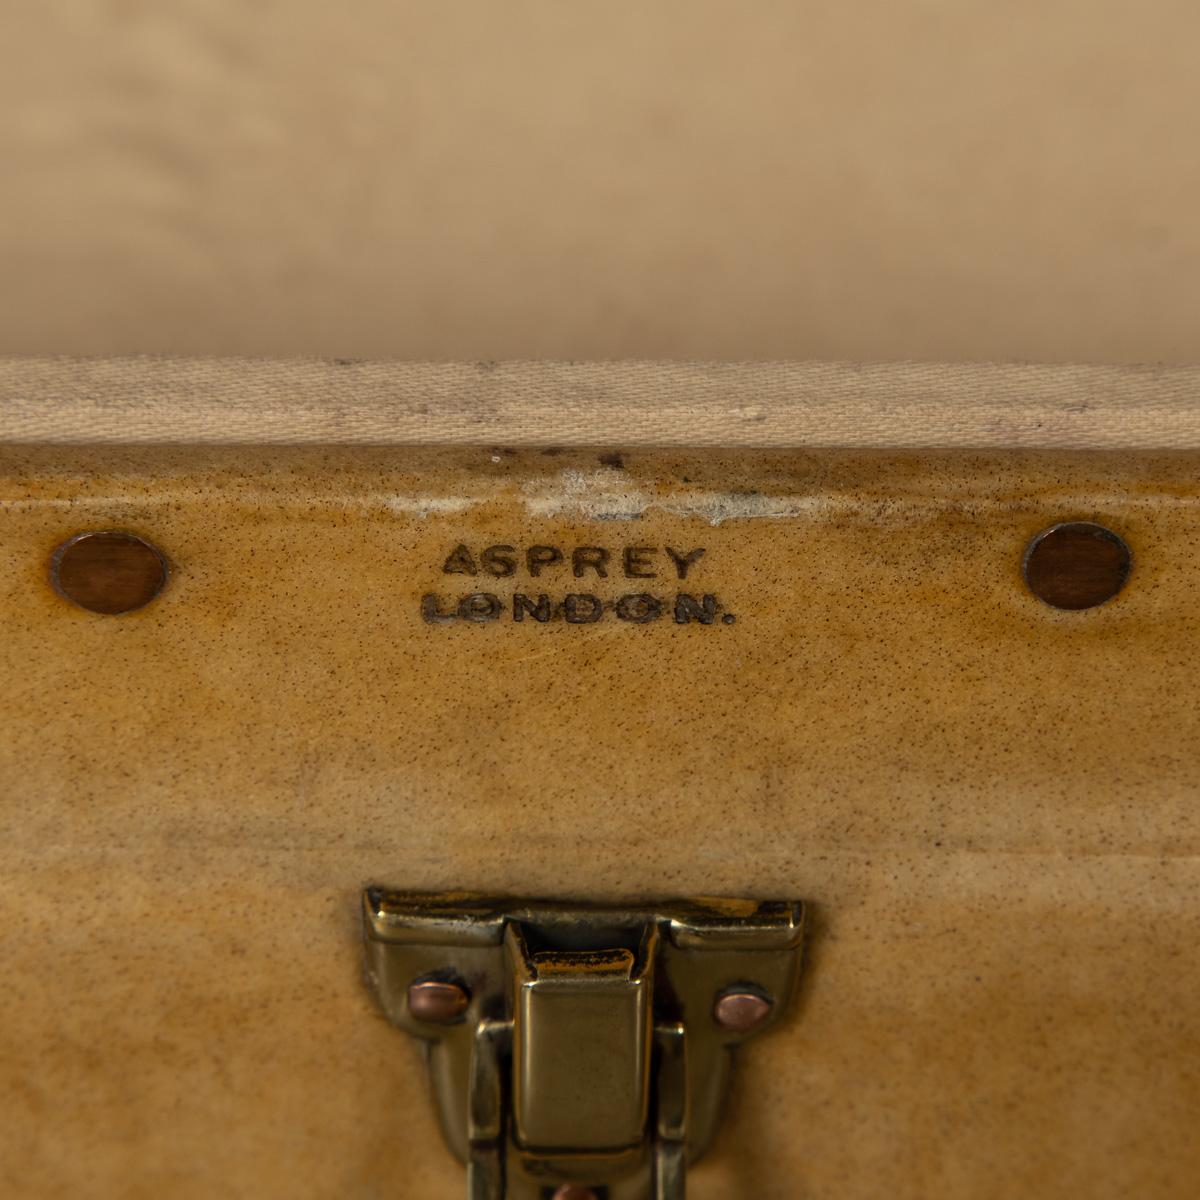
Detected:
left=363, top=891, right=805, bottom=1199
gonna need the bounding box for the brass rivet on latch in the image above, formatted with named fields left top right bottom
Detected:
left=552, top=1187, right=599, bottom=1200
left=407, top=979, right=470, bottom=1024
left=49, top=531, right=168, bottom=615
left=1023, top=522, right=1131, bottom=611
left=713, top=987, right=773, bottom=1034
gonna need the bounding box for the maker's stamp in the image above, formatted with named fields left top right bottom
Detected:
left=421, top=543, right=736, bottom=626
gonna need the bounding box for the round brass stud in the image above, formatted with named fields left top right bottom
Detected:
left=1023, top=522, right=1131, bottom=611
left=49, top=531, right=168, bottom=615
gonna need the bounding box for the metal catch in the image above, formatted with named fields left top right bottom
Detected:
left=362, top=890, right=806, bottom=1199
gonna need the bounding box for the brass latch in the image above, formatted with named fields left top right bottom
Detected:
left=362, top=890, right=806, bottom=1199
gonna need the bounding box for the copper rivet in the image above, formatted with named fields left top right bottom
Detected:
left=50, top=531, right=168, bottom=615
left=713, top=988, right=772, bottom=1034
left=552, top=1187, right=599, bottom=1200
left=407, top=979, right=470, bottom=1024
left=1023, top=521, right=1131, bottom=611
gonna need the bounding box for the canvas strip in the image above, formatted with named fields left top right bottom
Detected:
left=1, top=358, right=1198, bottom=448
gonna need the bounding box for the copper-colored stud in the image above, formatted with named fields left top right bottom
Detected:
left=49, top=531, right=168, bottom=615
left=1023, top=521, right=1131, bottom=611
left=713, top=988, right=773, bottom=1034
left=407, top=979, right=470, bottom=1024
left=552, top=1186, right=599, bottom=1200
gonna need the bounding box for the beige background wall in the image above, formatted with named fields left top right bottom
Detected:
left=3, top=1, right=1200, bottom=362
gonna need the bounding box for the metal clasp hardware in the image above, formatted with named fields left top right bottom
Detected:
left=363, top=890, right=806, bottom=1199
